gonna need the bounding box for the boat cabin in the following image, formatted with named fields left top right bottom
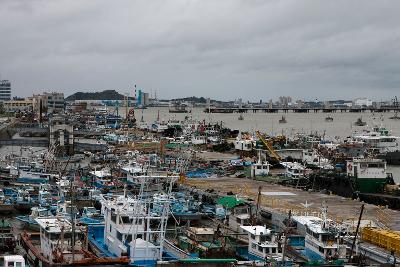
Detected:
left=292, top=216, right=345, bottom=261
left=346, top=158, right=388, bottom=193
left=281, top=162, right=307, bottom=179
left=248, top=160, right=270, bottom=178
left=36, top=217, right=84, bottom=263
left=1, top=255, right=25, bottom=267
left=240, top=225, right=281, bottom=261
left=102, top=195, right=159, bottom=264
left=178, top=227, right=221, bottom=257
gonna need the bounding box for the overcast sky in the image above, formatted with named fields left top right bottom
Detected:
left=1, top=0, right=400, bottom=101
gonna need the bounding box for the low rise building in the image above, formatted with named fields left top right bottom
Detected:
left=3, top=99, right=33, bottom=112
left=32, top=92, right=65, bottom=113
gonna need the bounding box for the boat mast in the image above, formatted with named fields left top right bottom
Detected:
left=70, top=173, right=75, bottom=263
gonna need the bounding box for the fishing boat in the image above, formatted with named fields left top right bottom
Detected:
left=353, top=125, right=400, bottom=165
left=279, top=115, right=287, bottom=124
left=88, top=175, right=180, bottom=266
left=354, top=117, right=366, bottom=126
left=280, top=162, right=309, bottom=180
left=16, top=206, right=53, bottom=231
left=169, top=102, right=189, bottom=113
left=292, top=213, right=347, bottom=261
left=325, top=116, right=334, bottom=122
left=238, top=114, right=244, bottom=121
left=346, top=158, right=390, bottom=194
left=191, top=133, right=207, bottom=145
left=17, top=169, right=53, bottom=184
left=302, top=149, right=334, bottom=170
left=234, top=132, right=256, bottom=151
left=239, top=225, right=287, bottom=264
left=176, top=227, right=223, bottom=258
left=20, top=217, right=129, bottom=267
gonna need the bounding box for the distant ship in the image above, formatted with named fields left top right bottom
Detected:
left=325, top=116, right=333, bottom=122
left=279, top=115, right=287, bottom=123
left=169, top=102, right=190, bottom=113
left=238, top=114, right=244, bottom=121
left=354, top=117, right=366, bottom=126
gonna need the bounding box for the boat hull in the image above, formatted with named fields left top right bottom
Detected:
left=20, top=232, right=129, bottom=267
left=0, top=204, right=15, bottom=214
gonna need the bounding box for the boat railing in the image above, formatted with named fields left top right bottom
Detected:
left=163, top=239, right=193, bottom=259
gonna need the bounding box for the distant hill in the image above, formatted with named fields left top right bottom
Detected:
left=171, top=96, right=229, bottom=104
left=66, top=90, right=125, bottom=101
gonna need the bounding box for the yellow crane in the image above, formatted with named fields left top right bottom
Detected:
left=255, top=131, right=282, bottom=161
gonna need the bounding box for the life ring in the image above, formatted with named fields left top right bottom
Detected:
left=348, top=163, right=352, bottom=171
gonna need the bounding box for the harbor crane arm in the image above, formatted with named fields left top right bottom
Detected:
left=255, top=131, right=282, bottom=161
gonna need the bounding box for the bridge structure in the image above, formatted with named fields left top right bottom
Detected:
left=204, top=107, right=400, bottom=113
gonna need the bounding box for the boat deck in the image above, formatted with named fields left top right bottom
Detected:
left=183, top=176, right=400, bottom=231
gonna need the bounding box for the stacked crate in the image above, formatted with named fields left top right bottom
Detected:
left=362, top=227, right=400, bottom=254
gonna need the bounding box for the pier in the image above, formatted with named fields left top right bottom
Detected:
left=204, top=107, right=400, bottom=113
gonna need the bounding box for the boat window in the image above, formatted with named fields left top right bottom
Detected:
left=121, top=216, right=132, bottom=224
left=50, top=233, right=61, bottom=240
left=258, top=245, right=263, bottom=252
left=117, top=231, right=122, bottom=241
left=111, top=213, right=117, bottom=223
left=251, top=234, right=255, bottom=240
left=319, top=246, right=324, bottom=253
left=272, top=247, right=276, bottom=253
left=236, top=218, right=241, bottom=223
left=260, top=235, right=271, bottom=242
left=321, top=234, right=335, bottom=242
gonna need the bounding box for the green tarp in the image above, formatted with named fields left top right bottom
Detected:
left=217, top=196, right=244, bottom=209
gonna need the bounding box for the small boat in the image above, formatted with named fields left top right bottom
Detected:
left=238, top=114, right=244, bottom=121
left=279, top=115, right=287, bottom=123
left=389, top=111, right=400, bottom=120
left=354, top=117, right=367, bottom=126
left=325, top=116, right=333, bottom=122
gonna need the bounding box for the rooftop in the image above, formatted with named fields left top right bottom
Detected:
left=240, top=225, right=271, bottom=236
left=35, top=217, right=81, bottom=233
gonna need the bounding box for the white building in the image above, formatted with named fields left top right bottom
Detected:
left=354, top=98, right=373, bottom=107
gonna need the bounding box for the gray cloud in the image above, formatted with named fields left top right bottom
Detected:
left=1, top=0, right=400, bottom=101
